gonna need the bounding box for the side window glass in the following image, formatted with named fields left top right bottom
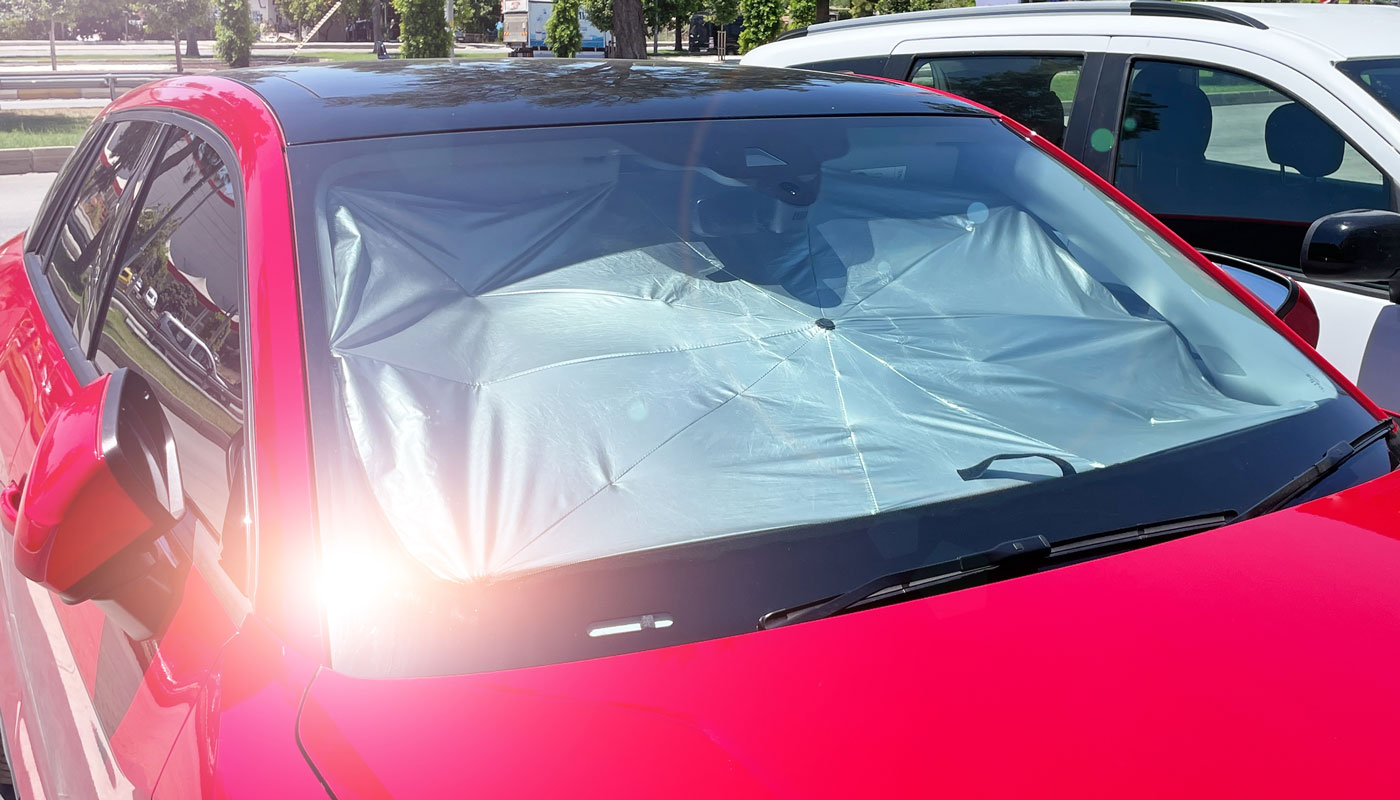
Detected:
left=909, top=55, right=1083, bottom=146
left=794, top=56, right=890, bottom=77
left=1114, top=60, right=1391, bottom=223
left=44, top=120, right=159, bottom=338
left=95, top=127, right=249, bottom=589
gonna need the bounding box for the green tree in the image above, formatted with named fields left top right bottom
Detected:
left=545, top=0, right=581, bottom=56
left=582, top=0, right=611, bottom=31
left=215, top=0, right=253, bottom=66
left=70, top=0, right=129, bottom=40
left=877, top=0, right=907, bottom=13
left=278, top=0, right=311, bottom=35
left=737, top=0, right=778, bottom=53
left=643, top=0, right=665, bottom=54
left=0, top=0, right=78, bottom=69
left=393, top=0, right=452, bottom=57
left=279, top=0, right=333, bottom=38
left=786, top=0, right=814, bottom=29
left=848, top=0, right=874, bottom=17
left=663, top=0, right=701, bottom=53
left=707, top=0, right=737, bottom=25
left=139, top=0, right=211, bottom=72
left=453, top=0, right=499, bottom=35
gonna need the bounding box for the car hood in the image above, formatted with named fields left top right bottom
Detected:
left=296, top=471, right=1400, bottom=799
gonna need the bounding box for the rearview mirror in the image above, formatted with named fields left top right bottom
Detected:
left=1301, top=209, right=1400, bottom=303
left=13, top=369, right=187, bottom=639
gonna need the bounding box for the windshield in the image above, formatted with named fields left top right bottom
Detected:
left=1339, top=58, right=1400, bottom=121
left=291, top=115, right=1383, bottom=678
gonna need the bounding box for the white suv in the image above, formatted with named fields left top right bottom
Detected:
left=743, top=1, right=1400, bottom=409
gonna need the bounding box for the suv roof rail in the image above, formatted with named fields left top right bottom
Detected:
left=797, top=1, right=1266, bottom=38
left=1130, top=1, right=1266, bottom=28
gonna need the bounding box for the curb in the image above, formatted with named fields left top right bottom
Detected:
left=0, top=146, right=73, bottom=175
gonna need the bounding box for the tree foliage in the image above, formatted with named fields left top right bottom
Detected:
left=659, top=0, right=702, bottom=51
left=582, top=0, right=611, bottom=31
left=737, top=0, right=778, bottom=53
left=453, top=0, right=500, bottom=34
left=393, top=0, right=452, bottom=57
left=0, top=0, right=76, bottom=23
left=215, top=0, right=253, bottom=66
left=278, top=0, right=333, bottom=34
left=786, top=0, right=814, bottom=29
left=71, top=0, right=127, bottom=39
left=545, top=0, right=581, bottom=57
left=848, top=0, right=875, bottom=17
left=139, top=0, right=212, bottom=34
left=706, top=0, right=737, bottom=26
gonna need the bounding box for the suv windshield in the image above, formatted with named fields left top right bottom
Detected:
left=1339, top=57, right=1400, bottom=121
left=291, top=115, right=1386, bottom=679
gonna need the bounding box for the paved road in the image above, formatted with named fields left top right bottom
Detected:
left=0, top=173, right=55, bottom=243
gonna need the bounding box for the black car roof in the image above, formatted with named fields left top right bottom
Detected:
left=224, top=59, right=988, bottom=145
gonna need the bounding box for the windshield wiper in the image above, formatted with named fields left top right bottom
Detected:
left=759, top=421, right=1396, bottom=631
left=759, top=513, right=1229, bottom=630
left=1234, top=419, right=1395, bottom=523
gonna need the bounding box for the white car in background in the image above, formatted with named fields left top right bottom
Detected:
left=744, top=1, right=1400, bottom=409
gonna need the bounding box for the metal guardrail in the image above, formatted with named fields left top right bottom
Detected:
left=0, top=73, right=166, bottom=101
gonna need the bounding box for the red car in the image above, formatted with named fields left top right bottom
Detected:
left=0, top=61, right=1398, bottom=799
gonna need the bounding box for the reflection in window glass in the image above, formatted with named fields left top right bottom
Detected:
left=909, top=55, right=1082, bottom=146
left=1337, top=57, right=1400, bottom=125
left=45, top=120, right=159, bottom=336
left=96, top=127, right=249, bottom=589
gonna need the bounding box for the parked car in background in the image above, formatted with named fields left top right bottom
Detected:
left=0, top=60, right=1398, bottom=799
left=156, top=310, right=237, bottom=400
left=688, top=12, right=743, bottom=54
left=743, top=0, right=1400, bottom=408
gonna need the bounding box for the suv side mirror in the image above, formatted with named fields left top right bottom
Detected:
left=13, top=369, right=187, bottom=639
left=1301, top=209, right=1400, bottom=303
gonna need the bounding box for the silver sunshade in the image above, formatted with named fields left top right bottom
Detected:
left=322, top=164, right=1305, bottom=583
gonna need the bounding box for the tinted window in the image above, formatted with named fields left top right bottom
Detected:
left=44, top=120, right=158, bottom=338
left=794, top=55, right=890, bottom=77
left=909, top=55, right=1083, bottom=146
left=95, top=126, right=249, bottom=589
left=1338, top=57, right=1400, bottom=123
left=1113, top=61, right=1391, bottom=264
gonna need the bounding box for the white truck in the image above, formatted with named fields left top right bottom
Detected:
left=502, top=0, right=609, bottom=56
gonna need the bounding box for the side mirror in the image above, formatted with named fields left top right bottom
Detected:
left=1209, top=253, right=1320, bottom=349
left=13, top=369, right=187, bottom=639
left=1301, top=209, right=1400, bottom=303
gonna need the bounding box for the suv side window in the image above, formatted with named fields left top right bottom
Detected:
left=793, top=55, right=891, bottom=77
left=94, top=125, right=250, bottom=590
left=44, top=120, right=160, bottom=339
left=1113, top=60, right=1393, bottom=268
left=909, top=55, right=1083, bottom=147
